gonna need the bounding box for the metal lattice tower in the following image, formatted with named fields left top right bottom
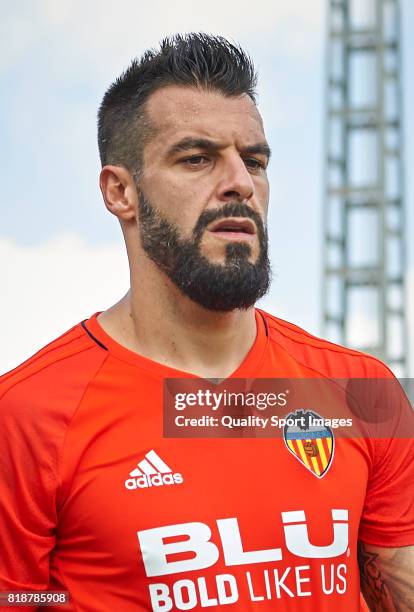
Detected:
left=322, top=0, right=407, bottom=375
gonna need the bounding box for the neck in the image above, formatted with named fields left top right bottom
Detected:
left=98, top=260, right=258, bottom=378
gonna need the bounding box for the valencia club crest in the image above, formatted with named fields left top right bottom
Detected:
left=283, top=409, right=334, bottom=478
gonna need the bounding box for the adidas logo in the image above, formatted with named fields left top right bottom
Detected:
left=125, top=449, right=184, bottom=490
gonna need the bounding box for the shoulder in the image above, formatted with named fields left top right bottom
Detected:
left=0, top=319, right=108, bottom=503
left=258, top=308, right=395, bottom=378
left=0, top=318, right=108, bottom=421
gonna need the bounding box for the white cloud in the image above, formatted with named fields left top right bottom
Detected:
left=1, top=0, right=325, bottom=74
left=0, top=235, right=129, bottom=374
left=0, top=230, right=320, bottom=373
left=2, top=234, right=412, bottom=376
left=0, top=8, right=39, bottom=69
left=41, top=0, right=324, bottom=41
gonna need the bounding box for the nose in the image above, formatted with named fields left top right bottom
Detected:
left=216, top=155, right=255, bottom=203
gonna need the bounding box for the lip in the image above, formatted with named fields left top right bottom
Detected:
left=208, top=217, right=256, bottom=240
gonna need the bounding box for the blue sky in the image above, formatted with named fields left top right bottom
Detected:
left=1, top=0, right=413, bottom=374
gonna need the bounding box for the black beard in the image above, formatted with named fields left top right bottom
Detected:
left=137, top=193, right=271, bottom=312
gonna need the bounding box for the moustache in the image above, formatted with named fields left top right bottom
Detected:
left=192, top=202, right=265, bottom=242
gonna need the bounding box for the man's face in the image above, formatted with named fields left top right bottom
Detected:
left=136, top=85, right=271, bottom=311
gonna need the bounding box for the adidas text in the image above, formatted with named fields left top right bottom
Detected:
left=125, top=473, right=184, bottom=490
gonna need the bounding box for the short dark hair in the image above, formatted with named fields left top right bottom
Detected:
left=97, top=33, right=257, bottom=177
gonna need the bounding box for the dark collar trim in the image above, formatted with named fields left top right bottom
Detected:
left=258, top=309, right=269, bottom=337
left=81, top=320, right=108, bottom=351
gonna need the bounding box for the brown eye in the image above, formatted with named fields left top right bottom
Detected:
left=182, top=156, right=209, bottom=166
left=244, top=158, right=265, bottom=170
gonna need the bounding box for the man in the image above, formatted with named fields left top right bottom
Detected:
left=0, top=34, right=413, bottom=611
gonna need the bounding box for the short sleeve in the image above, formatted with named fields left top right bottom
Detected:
left=0, top=383, right=58, bottom=596
left=358, top=376, right=414, bottom=547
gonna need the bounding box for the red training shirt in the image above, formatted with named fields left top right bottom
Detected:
left=0, top=309, right=413, bottom=611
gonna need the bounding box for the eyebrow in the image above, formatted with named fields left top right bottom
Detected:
left=166, top=137, right=272, bottom=161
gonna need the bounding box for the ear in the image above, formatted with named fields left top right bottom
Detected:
left=99, top=165, right=138, bottom=221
